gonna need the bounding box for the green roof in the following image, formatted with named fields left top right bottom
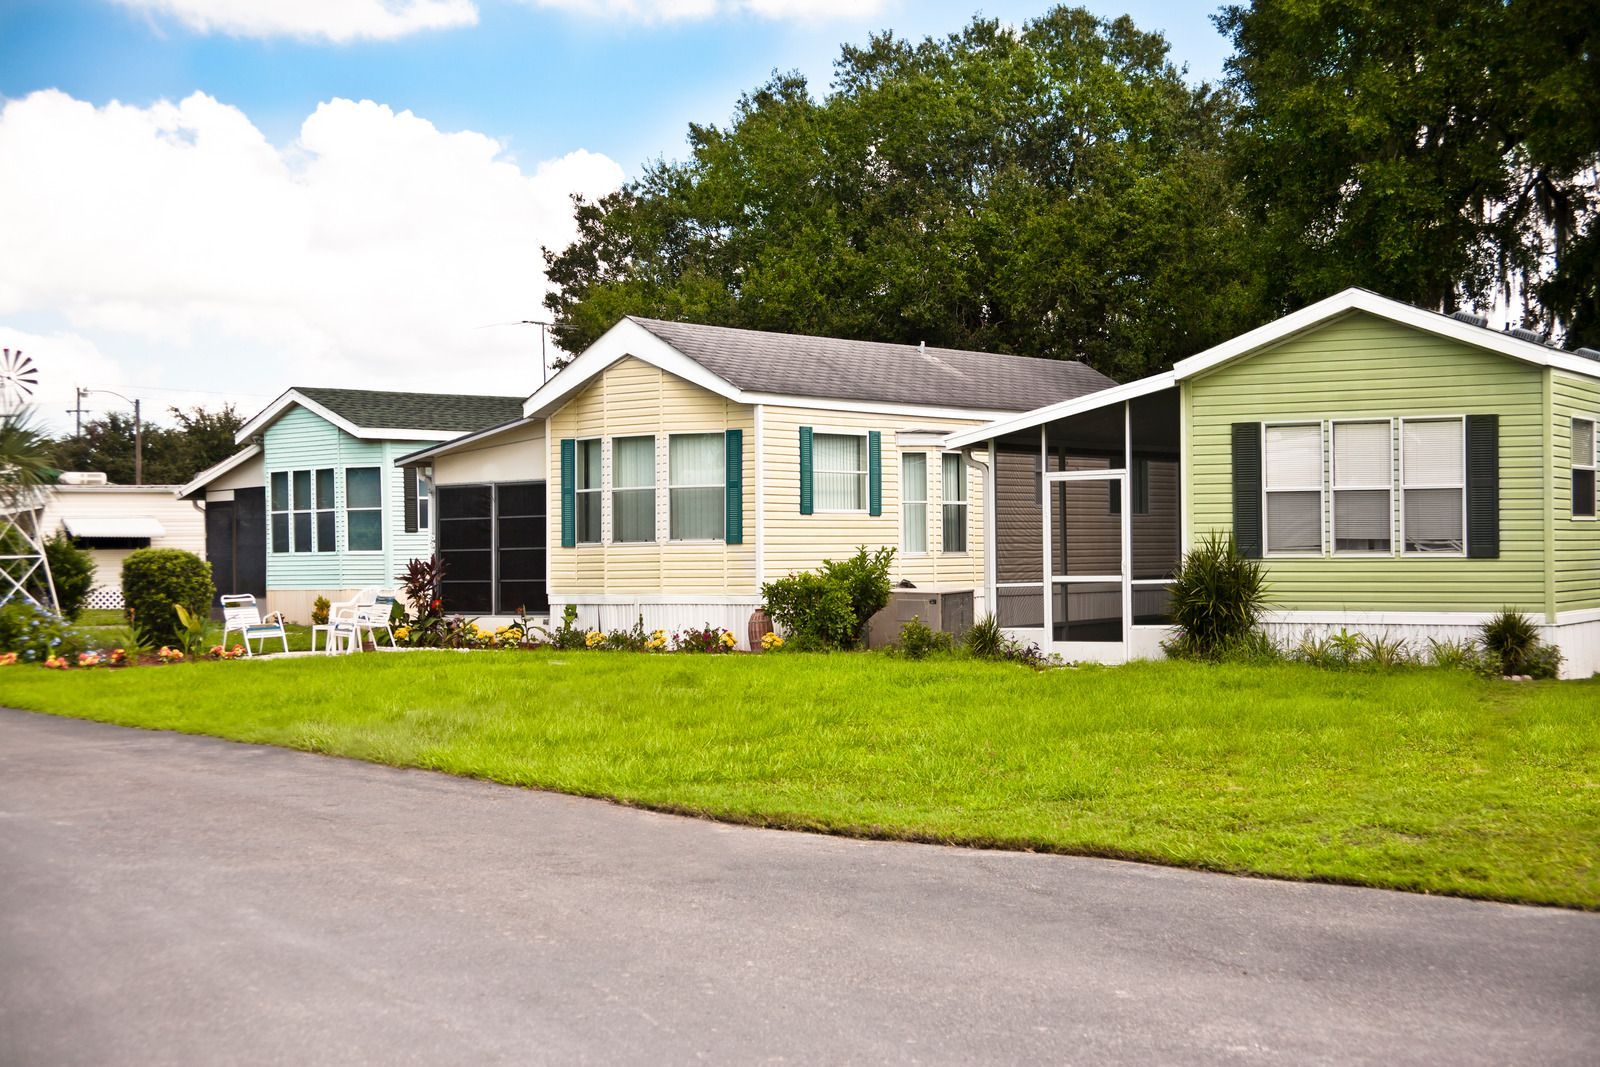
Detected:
left=295, top=387, right=524, bottom=433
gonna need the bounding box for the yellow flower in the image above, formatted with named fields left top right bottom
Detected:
left=719, top=631, right=737, bottom=648
left=762, top=632, right=784, bottom=650
left=585, top=631, right=605, bottom=648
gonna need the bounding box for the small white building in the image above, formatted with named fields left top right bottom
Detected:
left=39, top=475, right=207, bottom=610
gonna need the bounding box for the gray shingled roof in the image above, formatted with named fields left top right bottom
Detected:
left=629, top=317, right=1116, bottom=411
left=296, top=387, right=524, bottom=433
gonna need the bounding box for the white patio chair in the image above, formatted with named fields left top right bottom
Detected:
left=220, top=594, right=290, bottom=657
left=311, top=588, right=377, bottom=653
left=352, top=592, right=399, bottom=649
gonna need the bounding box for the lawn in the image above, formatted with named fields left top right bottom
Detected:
left=3, top=652, right=1596, bottom=908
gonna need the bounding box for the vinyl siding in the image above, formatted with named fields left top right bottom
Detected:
left=431, top=422, right=546, bottom=486
left=761, top=405, right=987, bottom=590
left=262, top=405, right=431, bottom=591
left=1552, top=369, right=1600, bottom=612
left=547, top=357, right=756, bottom=596
left=1187, top=311, right=1549, bottom=613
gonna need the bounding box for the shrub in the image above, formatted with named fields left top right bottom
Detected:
left=1481, top=610, right=1563, bottom=678
left=897, top=615, right=953, bottom=659
left=537, top=604, right=587, bottom=650
left=761, top=546, right=895, bottom=651
left=121, top=548, right=214, bottom=649
left=963, top=614, right=1005, bottom=659
left=311, top=596, right=331, bottom=627
left=1166, top=531, right=1268, bottom=659
left=1425, top=636, right=1488, bottom=673
left=0, top=600, right=87, bottom=663
left=43, top=530, right=95, bottom=621
left=1169, top=628, right=1281, bottom=665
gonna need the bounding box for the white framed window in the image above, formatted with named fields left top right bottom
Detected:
left=269, top=471, right=289, bottom=553
left=1573, top=417, right=1596, bottom=519
left=612, top=435, right=657, bottom=543
left=941, top=452, right=968, bottom=553
left=315, top=468, right=337, bottom=553
left=344, top=467, right=383, bottom=552
left=1331, top=420, right=1392, bottom=553
left=271, top=468, right=335, bottom=553
left=668, top=433, right=725, bottom=541
left=814, top=432, right=868, bottom=511
left=574, top=439, right=602, bottom=544
left=901, top=452, right=927, bottom=554
left=416, top=469, right=431, bottom=531
left=1263, top=422, right=1324, bottom=555
left=1400, top=417, right=1465, bottom=554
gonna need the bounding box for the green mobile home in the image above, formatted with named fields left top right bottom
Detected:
left=948, top=288, right=1600, bottom=677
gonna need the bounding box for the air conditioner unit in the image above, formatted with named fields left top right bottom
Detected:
left=866, top=588, right=976, bottom=648
left=58, top=471, right=109, bottom=486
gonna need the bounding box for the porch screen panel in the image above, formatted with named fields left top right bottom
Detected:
left=993, top=441, right=1044, bottom=629
left=496, top=482, right=548, bottom=615
left=1050, top=480, right=1120, bottom=577
left=437, top=485, right=493, bottom=614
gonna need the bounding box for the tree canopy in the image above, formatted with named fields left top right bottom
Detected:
left=47, top=404, right=245, bottom=486
left=544, top=3, right=1600, bottom=375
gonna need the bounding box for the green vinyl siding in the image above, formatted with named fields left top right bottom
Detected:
left=1552, top=370, right=1600, bottom=612
left=263, top=405, right=433, bottom=591
left=1186, top=311, right=1548, bottom=614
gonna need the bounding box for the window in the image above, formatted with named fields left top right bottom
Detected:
left=1401, top=418, right=1465, bottom=554
left=345, top=467, right=383, bottom=551
left=814, top=433, right=868, bottom=511
left=612, top=435, right=656, bottom=543
left=669, top=433, right=725, bottom=540
left=269, top=471, right=289, bottom=553
left=315, top=468, right=336, bottom=553
left=1264, top=423, right=1324, bottom=554
left=1573, top=418, right=1596, bottom=519
left=1332, top=421, right=1392, bottom=553
left=291, top=470, right=313, bottom=553
left=417, top=469, right=431, bottom=531
left=574, top=439, right=602, bottom=544
left=942, top=453, right=968, bottom=553
left=901, top=452, right=928, bottom=553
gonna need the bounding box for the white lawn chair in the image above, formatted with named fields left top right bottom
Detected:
left=353, top=592, right=399, bottom=649
left=311, top=588, right=376, bottom=653
left=220, top=594, right=290, bottom=657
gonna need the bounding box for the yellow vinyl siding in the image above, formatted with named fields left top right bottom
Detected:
left=1187, top=311, right=1549, bottom=613
left=761, top=405, right=987, bottom=590
left=547, top=357, right=755, bottom=596
left=1552, top=370, right=1600, bottom=612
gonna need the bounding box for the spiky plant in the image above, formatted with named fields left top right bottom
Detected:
left=1169, top=531, right=1269, bottom=658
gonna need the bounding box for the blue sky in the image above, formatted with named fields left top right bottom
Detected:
left=0, top=1, right=1235, bottom=434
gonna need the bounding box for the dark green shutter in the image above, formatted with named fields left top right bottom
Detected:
left=725, top=429, right=743, bottom=544
left=1466, top=414, right=1500, bottom=559
left=403, top=465, right=419, bottom=533
left=799, top=426, right=814, bottom=515
left=559, top=438, right=576, bottom=548
left=1232, top=423, right=1263, bottom=558
left=868, top=431, right=882, bottom=516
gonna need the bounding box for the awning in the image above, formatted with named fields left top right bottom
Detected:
left=62, top=516, right=166, bottom=539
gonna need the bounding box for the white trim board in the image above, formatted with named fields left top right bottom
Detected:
left=176, top=444, right=261, bottom=499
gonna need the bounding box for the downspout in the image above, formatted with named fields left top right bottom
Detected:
left=964, top=444, right=996, bottom=621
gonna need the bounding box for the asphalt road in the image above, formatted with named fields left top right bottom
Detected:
left=1, top=709, right=1596, bottom=1066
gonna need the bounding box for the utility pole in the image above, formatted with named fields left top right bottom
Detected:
left=80, top=388, right=144, bottom=485
left=68, top=387, right=89, bottom=437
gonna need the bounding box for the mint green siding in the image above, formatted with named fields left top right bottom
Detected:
left=1552, top=370, right=1600, bottom=611
left=1186, top=312, right=1549, bottom=614
left=262, top=405, right=433, bottom=591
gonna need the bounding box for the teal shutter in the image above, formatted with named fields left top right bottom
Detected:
left=868, top=431, right=882, bottom=517
left=1232, top=423, right=1262, bottom=558
left=725, top=428, right=743, bottom=544
left=559, top=438, right=576, bottom=548
left=799, top=426, right=814, bottom=515
left=1465, top=414, right=1499, bottom=559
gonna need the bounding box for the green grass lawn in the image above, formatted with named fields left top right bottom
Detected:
left=3, top=652, right=1596, bottom=908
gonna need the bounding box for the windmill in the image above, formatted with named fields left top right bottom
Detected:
left=0, top=347, right=59, bottom=614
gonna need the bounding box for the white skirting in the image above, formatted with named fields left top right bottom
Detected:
left=554, top=598, right=766, bottom=650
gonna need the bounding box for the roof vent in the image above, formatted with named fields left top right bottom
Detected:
left=1508, top=327, right=1548, bottom=345
left=1575, top=347, right=1600, bottom=362
left=1450, top=310, right=1488, bottom=327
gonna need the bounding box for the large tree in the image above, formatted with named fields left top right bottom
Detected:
left=544, top=7, right=1269, bottom=381
left=1217, top=0, right=1600, bottom=343
left=47, top=404, right=245, bottom=486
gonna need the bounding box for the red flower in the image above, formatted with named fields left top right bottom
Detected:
left=431, top=599, right=442, bottom=610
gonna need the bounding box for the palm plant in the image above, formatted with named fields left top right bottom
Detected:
left=1168, top=531, right=1269, bottom=658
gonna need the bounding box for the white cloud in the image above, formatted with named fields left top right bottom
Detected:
left=111, top=0, right=478, bottom=43
left=0, top=90, right=625, bottom=430
left=524, top=0, right=891, bottom=21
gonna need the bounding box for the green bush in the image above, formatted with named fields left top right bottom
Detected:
left=43, top=530, right=96, bottom=621
left=1166, top=531, right=1268, bottom=660
left=963, top=614, right=1004, bottom=659
left=121, top=548, right=214, bottom=649
left=896, top=615, right=953, bottom=659
left=821, top=547, right=895, bottom=644
left=1480, top=610, right=1563, bottom=678
left=311, top=595, right=331, bottom=627
left=0, top=600, right=87, bottom=663
left=762, top=571, right=856, bottom=650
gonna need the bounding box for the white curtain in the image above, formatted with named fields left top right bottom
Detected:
left=815, top=433, right=866, bottom=510
left=902, top=453, right=927, bottom=552
left=670, top=433, right=724, bottom=540
left=942, top=453, right=967, bottom=552
left=612, top=436, right=655, bottom=543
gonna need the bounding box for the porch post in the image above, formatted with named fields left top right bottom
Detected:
left=1122, top=401, right=1134, bottom=660
left=1040, top=425, right=1051, bottom=642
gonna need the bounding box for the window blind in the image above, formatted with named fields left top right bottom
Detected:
left=814, top=433, right=867, bottom=511
left=902, top=453, right=927, bottom=553
left=1265, top=424, right=1322, bottom=488
left=1333, top=421, right=1391, bottom=552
